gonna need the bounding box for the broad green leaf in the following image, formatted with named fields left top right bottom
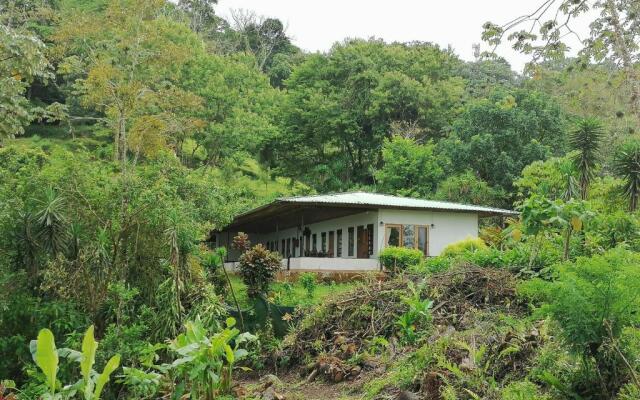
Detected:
left=224, top=344, right=234, bottom=364
left=81, top=325, right=98, bottom=383
left=34, top=329, right=58, bottom=394
left=225, top=316, right=236, bottom=328
left=93, top=354, right=120, bottom=399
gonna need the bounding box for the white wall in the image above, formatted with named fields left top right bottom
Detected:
left=215, top=210, right=379, bottom=261
left=376, top=209, right=479, bottom=256
left=214, top=208, right=479, bottom=261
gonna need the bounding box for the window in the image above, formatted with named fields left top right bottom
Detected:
left=367, top=224, right=374, bottom=255
left=348, top=227, right=354, bottom=256
left=417, top=226, right=428, bottom=256
left=385, top=224, right=429, bottom=256
left=402, top=225, right=415, bottom=248
left=312, top=234, right=317, bottom=252
left=336, top=229, right=343, bottom=257
left=281, top=239, right=285, bottom=254
left=385, top=225, right=401, bottom=247
left=286, top=238, right=291, bottom=256
left=321, top=232, right=327, bottom=252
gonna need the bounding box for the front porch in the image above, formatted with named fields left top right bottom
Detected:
left=224, top=256, right=380, bottom=273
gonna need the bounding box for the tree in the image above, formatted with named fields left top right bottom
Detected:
left=375, top=137, right=446, bottom=198
left=0, top=24, right=53, bottom=143
left=613, top=139, right=640, bottom=211
left=569, top=117, right=604, bottom=199
left=54, top=0, right=204, bottom=164
left=277, top=39, right=464, bottom=190
left=439, top=89, right=566, bottom=195
left=434, top=171, right=502, bottom=206
left=482, top=0, right=640, bottom=126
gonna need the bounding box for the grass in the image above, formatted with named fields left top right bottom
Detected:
left=227, top=274, right=357, bottom=308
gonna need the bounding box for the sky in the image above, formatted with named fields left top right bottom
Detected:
left=216, top=0, right=592, bottom=72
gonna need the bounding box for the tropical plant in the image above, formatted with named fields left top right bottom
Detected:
left=298, top=272, right=317, bottom=299
left=613, top=139, right=640, bottom=211
left=237, top=244, right=282, bottom=297
left=30, top=326, right=121, bottom=400
left=166, top=317, right=256, bottom=400
left=569, top=118, right=604, bottom=200
left=524, top=249, right=640, bottom=396
left=378, top=246, right=424, bottom=274
left=440, top=236, right=487, bottom=258
left=396, top=281, right=433, bottom=344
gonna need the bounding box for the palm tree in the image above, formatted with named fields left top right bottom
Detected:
left=613, top=139, right=640, bottom=212
left=569, top=118, right=604, bottom=200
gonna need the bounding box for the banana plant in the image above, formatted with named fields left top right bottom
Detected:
left=30, top=326, right=120, bottom=400
left=167, top=316, right=256, bottom=400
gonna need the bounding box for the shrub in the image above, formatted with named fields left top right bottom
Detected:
left=523, top=248, right=640, bottom=395
left=415, top=256, right=452, bottom=274
left=237, top=244, right=282, bottom=297
left=441, top=236, right=487, bottom=257
left=166, top=317, right=256, bottom=400
left=379, top=246, right=424, bottom=274
left=298, top=272, right=317, bottom=299
left=501, top=381, right=550, bottom=400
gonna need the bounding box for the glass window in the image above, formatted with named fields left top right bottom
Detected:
left=403, top=225, right=415, bottom=248
left=336, top=229, right=343, bottom=257
left=312, top=234, right=317, bottom=252
left=417, top=226, right=428, bottom=256
left=386, top=225, right=401, bottom=247
left=348, top=227, right=354, bottom=256
left=321, top=232, right=327, bottom=252
left=286, top=238, right=291, bottom=256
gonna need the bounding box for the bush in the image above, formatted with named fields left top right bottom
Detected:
left=501, top=381, right=550, bottom=400
left=522, top=248, right=640, bottom=396
left=237, top=244, right=282, bottom=297
left=441, top=236, right=487, bottom=257
left=415, top=256, right=452, bottom=274
left=379, top=246, right=424, bottom=273
left=298, top=272, right=317, bottom=299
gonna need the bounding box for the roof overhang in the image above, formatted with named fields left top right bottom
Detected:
left=216, top=197, right=518, bottom=234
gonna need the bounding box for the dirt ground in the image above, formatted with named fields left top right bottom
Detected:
left=237, top=370, right=373, bottom=400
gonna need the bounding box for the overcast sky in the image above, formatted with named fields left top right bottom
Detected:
left=216, top=0, right=592, bottom=72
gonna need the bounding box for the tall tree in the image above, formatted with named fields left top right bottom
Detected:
left=569, top=117, right=604, bottom=199
left=0, top=24, right=52, bottom=143
left=53, top=0, right=204, bottom=164
left=613, top=139, right=640, bottom=211
left=277, top=39, right=464, bottom=190
left=483, top=0, right=640, bottom=126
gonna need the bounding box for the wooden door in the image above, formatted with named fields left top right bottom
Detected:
left=357, top=225, right=369, bottom=258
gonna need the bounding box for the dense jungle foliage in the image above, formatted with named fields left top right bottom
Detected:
left=2, top=0, right=640, bottom=399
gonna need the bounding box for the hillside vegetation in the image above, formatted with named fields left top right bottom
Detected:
left=1, top=0, right=640, bottom=399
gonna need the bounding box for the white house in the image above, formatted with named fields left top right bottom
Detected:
left=211, top=192, right=517, bottom=273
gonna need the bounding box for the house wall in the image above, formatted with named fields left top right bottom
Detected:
left=213, top=208, right=479, bottom=265
left=215, top=210, right=379, bottom=261
left=376, top=209, right=479, bottom=256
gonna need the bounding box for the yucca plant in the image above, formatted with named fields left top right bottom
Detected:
left=569, top=118, right=604, bottom=200
left=613, top=139, right=640, bottom=211
left=34, top=187, right=70, bottom=256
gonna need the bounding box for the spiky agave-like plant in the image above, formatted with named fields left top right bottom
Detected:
left=613, top=139, right=640, bottom=212
left=569, top=118, right=604, bottom=200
